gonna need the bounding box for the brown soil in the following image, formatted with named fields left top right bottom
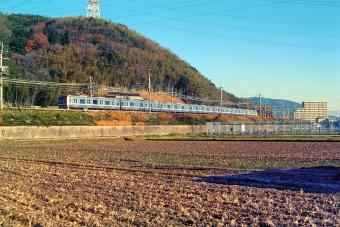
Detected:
left=0, top=141, right=339, bottom=226
left=139, top=93, right=185, bottom=104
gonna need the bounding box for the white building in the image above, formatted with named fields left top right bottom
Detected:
left=293, top=101, right=328, bottom=122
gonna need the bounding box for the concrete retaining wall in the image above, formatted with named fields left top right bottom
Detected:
left=0, top=125, right=205, bottom=140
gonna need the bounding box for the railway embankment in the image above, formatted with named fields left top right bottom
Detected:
left=0, top=108, right=278, bottom=139
left=0, top=108, right=274, bottom=127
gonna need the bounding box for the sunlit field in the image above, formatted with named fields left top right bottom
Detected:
left=0, top=139, right=339, bottom=226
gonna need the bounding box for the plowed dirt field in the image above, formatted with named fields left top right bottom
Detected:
left=0, top=140, right=339, bottom=226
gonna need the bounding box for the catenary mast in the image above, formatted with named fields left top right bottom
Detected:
left=0, top=43, right=9, bottom=110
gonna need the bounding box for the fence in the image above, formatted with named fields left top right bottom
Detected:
left=206, top=121, right=340, bottom=136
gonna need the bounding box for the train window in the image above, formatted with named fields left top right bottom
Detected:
left=87, top=99, right=91, bottom=104
left=93, top=100, right=98, bottom=104
left=80, top=99, right=85, bottom=104
left=182, top=106, right=185, bottom=109
left=73, top=99, right=78, bottom=103
left=167, top=105, right=170, bottom=109
left=139, top=103, right=143, bottom=107
left=58, top=96, right=65, bottom=105
left=105, top=101, right=110, bottom=105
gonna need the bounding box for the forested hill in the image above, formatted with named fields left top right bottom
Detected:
left=0, top=13, right=239, bottom=106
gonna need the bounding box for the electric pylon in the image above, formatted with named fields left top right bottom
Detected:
left=86, top=0, right=100, bottom=18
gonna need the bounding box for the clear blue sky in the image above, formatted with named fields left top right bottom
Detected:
left=1, top=0, right=340, bottom=111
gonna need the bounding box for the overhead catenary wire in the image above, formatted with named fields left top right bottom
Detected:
left=1, top=1, right=338, bottom=51
left=3, top=77, right=88, bottom=87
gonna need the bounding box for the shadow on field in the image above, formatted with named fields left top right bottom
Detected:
left=195, top=166, right=340, bottom=194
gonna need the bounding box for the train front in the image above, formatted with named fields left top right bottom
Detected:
left=57, top=95, right=69, bottom=109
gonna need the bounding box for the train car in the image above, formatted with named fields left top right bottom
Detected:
left=58, top=95, right=121, bottom=110
left=188, top=104, right=198, bottom=113
left=160, top=102, right=173, bottom=112
left=58, top=95, right=258, bottom=117
left=150, top=101, right=161, bottom=112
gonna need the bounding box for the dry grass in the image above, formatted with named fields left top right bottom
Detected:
left=96, top=120, right=132, bottom=126
left=0, top=141, right=339, bottom=226
left=107, top=111, right=132, bottom=121
left=94, top=111, right=133, bottom=126
left=159, top=112, right=173, bottom=121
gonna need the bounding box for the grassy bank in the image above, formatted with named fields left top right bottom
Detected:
left=0, top=108, right=273, bottom=126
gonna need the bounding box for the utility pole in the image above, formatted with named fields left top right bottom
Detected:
left=220, top=85, right=222, bottom=116
left=337, top=98, right=340, bottom=118
left=0, top=43, right=9, bottom=110
left=282, top=99, right=284, bottom=118
left=259, top=94, right=262, bottom=117
left=171, top=87, right=173, bottom=103
left=89, top=76, right=93, bottom=97
left=148, top=70, right=151, bottom=114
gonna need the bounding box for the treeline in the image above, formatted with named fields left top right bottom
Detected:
left=0, top=13, right=240, bottom=107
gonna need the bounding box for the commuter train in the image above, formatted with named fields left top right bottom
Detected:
left=58, top=95, right=258, bottom=116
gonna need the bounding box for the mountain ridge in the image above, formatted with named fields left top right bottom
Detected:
left=247, top=97, right=302, bottom=118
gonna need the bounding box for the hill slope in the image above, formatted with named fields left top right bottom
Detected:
left=248, top=97, right=301, bottom=117
left=0, top=13, right=239, bottom=107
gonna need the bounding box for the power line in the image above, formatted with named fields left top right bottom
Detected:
left=105, top=0, right=288, bottom=23
left=178, top=18, right=339, bottom=39
left=2, top=1, right=339, bottom=50
left=134, top=22, right=340, bottom=50
left=256, top=0, right=340, bottom=7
